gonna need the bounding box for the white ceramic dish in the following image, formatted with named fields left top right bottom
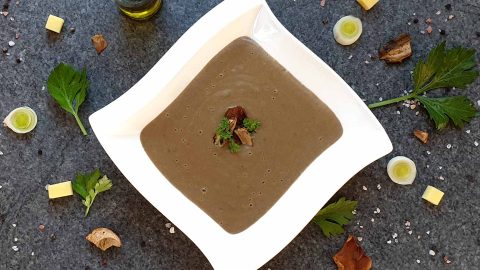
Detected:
left=89, top=0, right=392, bottom=269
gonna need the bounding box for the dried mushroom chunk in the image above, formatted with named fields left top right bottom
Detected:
left=225, top=106, right=246, bottom=123
left=234, top=128, right=253, bottom=146
left=91, top=34, right=108, bottom=54
left=333, top=235, right=372, bottom=270
left=86, top=228, right=122, bottom=251
left=379, top=33, right=412, bottom=63
left=413, top=129, right=429, bottom=144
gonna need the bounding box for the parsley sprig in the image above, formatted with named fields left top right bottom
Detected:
left=72, top=169, right=112, bottom=217
left=47, top=63, right=89, bottom=135
left=368, top=42, right=479, bottom=129
left=312, top=197, right=357, bottom=237
left=243, top=118, right=261, bottom=133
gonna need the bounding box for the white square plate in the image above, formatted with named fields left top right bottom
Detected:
left=89, top=0, right=392, bottom=269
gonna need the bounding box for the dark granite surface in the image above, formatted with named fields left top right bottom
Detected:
left=1, top=0, right=479, bottom=269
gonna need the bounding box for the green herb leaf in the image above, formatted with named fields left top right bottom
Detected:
left=312, top=197, right=357, bottom=237
left=71, top=169, right=112, bottom=217
left=417, top=96, right=477, bottom=129
left=216, top=117, right=232, bottom=140
left=47, top=63, right=89, bottom=136
left=228, top=141, right=241, bottom=153
left=243, top=118, right=261, bottom=133
left=413, top=42, right=479, bottom=94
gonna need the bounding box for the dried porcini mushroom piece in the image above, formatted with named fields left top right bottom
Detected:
left=228, top=118, right=237, bottom=132
left=91, top=34, right=108, bottom=54
left=413, top=129, right=429, bottom=144
left=333, top=235, right=372, bottom=270
left=86, top=228, right=122, bottom=251
left=379, top=33, right=412, bottom=63
left=235, top=128, right=253, bottom=146
left=225, top=106, right=246, bottom=123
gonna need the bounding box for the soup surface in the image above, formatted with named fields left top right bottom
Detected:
left=140, top=37, right=342, bottom=234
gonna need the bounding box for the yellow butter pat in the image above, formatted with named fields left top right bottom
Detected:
left=45, top=15, right=64, bottom=33
left=48, top=181, right=73, bottom=199
left=357, top=0, right=379, bottom=10
left=422, top=185, right=444, bottom=205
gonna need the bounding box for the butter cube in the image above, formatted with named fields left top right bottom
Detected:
left=48, top=181, right=73, bottom=199
left=45, top=15, right=64, bottom=33
left=357, top=0, right=379, bottom=10
left=422, top=185, right=444, bottom=205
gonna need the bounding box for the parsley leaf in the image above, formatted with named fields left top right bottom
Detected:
left=243, top=118, right=261, bottom=133
left=312, top=197, right=357, bottom=237
left=72, top=169, right=112, bottom=217
left=417, top=96, right=477, bottom=129
left=216, top=117, right=232, bottom=140
left=368, top=42, right=479, bottom=129
left=228, top=141, right=241, bottom=153
left=413, top=42, right=478, bottom=94
left=47, top=63, right=89, bottom=136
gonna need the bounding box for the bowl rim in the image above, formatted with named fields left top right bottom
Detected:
left=89, top=0, right=392, bottom=269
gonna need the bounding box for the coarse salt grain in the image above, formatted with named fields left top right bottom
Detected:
left=415, top=111, right=419, bottom=116
left=357, top=237, right=363, bottom=242
left=439, top=176, right=445, bottom=180
left=8, top=41, right=15, bottom=47
left=12, top=224, right=16, bottom=227
left=169, top=227, right=175, bottom=234
left=31, top=252, right=35, bottom=256
left=436, top=10, right=441, bottom=15
left=474, top=141, right=479, bottom=147
left=426, top=231, right=430, bottom=235
left=466, top=130, right=471, bottom=134
left=12, top=246, right=18, bottom=251
left=379, top=97, right=383, bottom=101
left=376, top=208, right=380, bottom=213
left=387, top=240, right=392, bottom=244
left=405, top=221, right=411, bottom=227
left=348, top=54, right=353, bottom=60
left=429, top=250, right=436, bottom=256
left=365, top=60, right=370, bottom=64
left=352, top=210, right=357, bottom=215
left=426, top=151, right=431, bottom=155
left=448, top=15, right=454, bottom=20
left=377, top=184, right=381, bottom=190
left=438, top=166, right=442, bottom=170
left=446, top=144, right=452, bottom=149
left=394, top=239, right=398, bottom=243
left=362, top=186, right=368, bottom=191
left=408, top=230, right=413, bottom=235
left=371, top=218, right=375, bottom=223
left=360, top=225, right=364, bottom=229
left=416, top=259, right=421, bottom=264
left=392, top=233, right=398, bottom=238
left=13, top=237, right=18, bottom=242
left=0, top=151, right=3, bottom=155
left=396, top=111, right=401, bottom=115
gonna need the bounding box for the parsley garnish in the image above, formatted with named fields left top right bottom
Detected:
left=243, top=118, right=261, bottom=133
left=228, top=141, right=241, bottom=153
left=72, top=169, right=112, bottom=217
left=47, top=63, right=89, bottom=135
left=368, top=42, right=479, bottom=129
left=312, top=197, right=357, bottom=237
left=216, top=117, right=232, bottom=141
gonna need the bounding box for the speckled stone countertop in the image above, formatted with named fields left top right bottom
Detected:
left=1, top=0, right=479, bottom=269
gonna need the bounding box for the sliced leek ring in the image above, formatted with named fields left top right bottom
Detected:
left=3, top=106, right=38, bottom=134
left=333, top=16, right=363, bottom=45
left=387, top=156, right=416, bottom=185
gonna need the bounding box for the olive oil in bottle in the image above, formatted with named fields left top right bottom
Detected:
left=115, top=0, right=162, bottom=20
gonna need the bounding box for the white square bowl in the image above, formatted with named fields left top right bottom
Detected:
left=89, top=0, right=392, bottom=269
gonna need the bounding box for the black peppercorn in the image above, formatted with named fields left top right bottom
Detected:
left=413, top=18, right=419, bottom=24
left=439, top=29, right=446, bottom=35
left=445, top=4, right=452, bottom=10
